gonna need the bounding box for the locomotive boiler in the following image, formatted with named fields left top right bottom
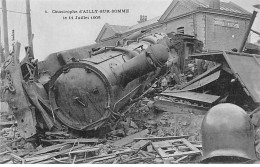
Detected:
left=2, top=32, right=173, bottom=138
left=46, top=33, right=170, bottom=132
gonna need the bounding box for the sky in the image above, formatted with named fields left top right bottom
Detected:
left=1, top=0, right=260, bottom=61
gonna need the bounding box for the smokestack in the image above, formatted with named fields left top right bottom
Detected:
left=209, top=0, right=220, bottom=10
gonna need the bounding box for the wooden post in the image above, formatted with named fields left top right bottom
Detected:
left=238, top=11, right=257, bottom=52
left=0, top=26, right=4, bottom=63
left=26, top=0, right=34, bottom=58
left=2, top=0, right=9, bottom=60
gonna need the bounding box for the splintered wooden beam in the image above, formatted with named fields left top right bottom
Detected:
left=87, top=155, right=116, bottom=164
left=153, top=99, right=208, bottom=115
left=28, top=144, right=85, bottom=164
left=112, top=129, right=149, bottom=147
left=131, top=140, right=151, bottom=150
left=160, top=91, right=220, bottom=104
left=29, top=143, right=70, bottom=156
left=134, top=135, right=189, bottom=142
left=41, top=138, right=99, bottom=143
left=10, top=153, right=25, bottom=164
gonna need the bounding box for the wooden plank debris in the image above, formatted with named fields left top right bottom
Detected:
left=87, top=155, right=116, bottom=164
left=134, top=135, right=189, bottom=142
left=175, top=155, right=188, bottom=163
left=112, top=157, right=119, bottom=164
left=154, top=99, right=208, bottom=115
left=68, top=147, right=100, bottom=162
left=192, top=144, right=202, bottom=149
left=139, top=150, right=156, bottom=158
left=53, top=157, right=69, bottom=164
left=152, top=138, right=201, bottom=159
left=2, top=144, right=14, bottom=154
left=112, top=129, right=149, bottom=147
left=28, top=144, right=85, bottom=164
left=45, top=131, right=69, bottom=136
left=0, top=150, right=9, bottom=156
left=161, top=91, right=220, bottom=104
left=30, top=143, right=70, bottom=156
left=0, top=121, right=16, bottom=126
left=68, top=147, right=100, bottom=154
left=0, top=159, right=11, bottom=164
left=40, top=157, right=69, bottom=164
left=147, top=145, right=154, bottom=153
left=74, top=149, right=135, bottom=164
left=25, top=153, right=55, bottom=162
left=10, top=153, right=25, bottom=164
left=41, top=138, right=99, bottom=143
left=164, top=155, right=188, bottom=164
left=131, top=140, right=151, bottom=150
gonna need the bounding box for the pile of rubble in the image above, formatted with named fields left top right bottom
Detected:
left=1, top=95, right=260, bottom=164
left=0, top=99, right=204, bottom=164
left=0, top=133, right=202, bottom=164
left=1, top=53, right=260, bottom=163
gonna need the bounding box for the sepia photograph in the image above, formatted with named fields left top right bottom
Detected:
left=0, top=0, right=260, bottom=164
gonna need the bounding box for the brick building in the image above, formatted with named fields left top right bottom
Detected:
left=96, top=0, right=252, bottom=51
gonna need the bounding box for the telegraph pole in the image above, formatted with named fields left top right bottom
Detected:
left=2, top=0, right=9, bottom=60
left=0, top=26, right=4, bottom=63
left=26, top=0, right=34, bottom=59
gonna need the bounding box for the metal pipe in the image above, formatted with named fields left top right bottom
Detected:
left=124, top=30, right=146, bottom=41
left=112, top=44, right=169, bottom=87
left=238, top=11, right=257, bottom=52
left=2, top=0, right=9, bottom=59
left=92, top=46, right=138, bottom=58
left=251, top=29, right=260, bottom=36
left=26, top=0, right=34, bottom=58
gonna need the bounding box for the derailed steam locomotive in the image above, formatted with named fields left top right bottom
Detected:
left=46, top=34, right=170, bottom=132
left=2, top=32, right=181, bottom=138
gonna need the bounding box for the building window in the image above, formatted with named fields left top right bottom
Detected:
left=177, top=27, right=184, bottom=34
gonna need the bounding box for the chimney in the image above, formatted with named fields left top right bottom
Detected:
left=138, top=15, right=147, bottom=23
left=144, top=16, right=147, bottom=21
left=209, top=0, right=220, bottom=10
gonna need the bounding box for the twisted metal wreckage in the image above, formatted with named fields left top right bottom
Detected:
left=1, top=12, right=260, bottom=143
left=154, top=12, right=260, bottom=117
left=0, top=31, right=202, bottom=139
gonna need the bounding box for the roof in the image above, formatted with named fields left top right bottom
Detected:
left=110, top=25, right=130, bottom=34
left=95, top=23, right=129, bottom=42
left=125, top=16, right=160, bottom=33
left=160, top=0, right=252, bottom=21
left=185, top=0, right=251, bottom=14
left=222, top=1, right=252, bottom=15
left=96, top=0, right=252, bottom=42
left=96, top=16, right=161, bottom=42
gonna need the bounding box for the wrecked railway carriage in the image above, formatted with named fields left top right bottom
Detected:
left=155, top=51, right=260, bottom=117
left=1, top=32, right=202, bottom=139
